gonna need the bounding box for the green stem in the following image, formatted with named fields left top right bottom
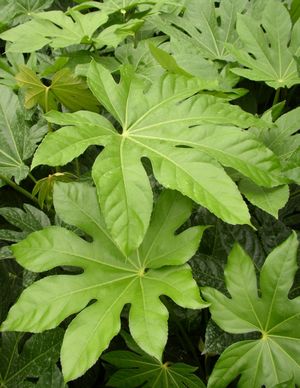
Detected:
left=28, top=172, right=37, bottom=184
left=0, top=174, right=39, bottom=205
left=75, top=158, right=80, bottom=177
left=44, top=86, right=53, bottom=132
left=272, top=88, right=281, bottom=106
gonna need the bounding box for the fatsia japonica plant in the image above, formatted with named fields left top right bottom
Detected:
left=0, top=0, right=299, bottom=386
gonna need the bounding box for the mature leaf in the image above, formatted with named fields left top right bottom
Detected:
left=16, top=65, right=99, bottom=112
left=0, top=85, right=46, bottom=183
left=0, top=204, right=50, bottom=242
left=1, top=181, right=207, bottom=381
left=0, top=329, right=63, bottom=388
left=103, top=350, right=205, bottom=388
left=202, top=233, right=300, bottom=387
left=31, top=62, right=285, bottom=254
left=151, top=0, right=248, bottom=61
left=228, top=0, right=300, bottom=88
left=239, top=179, right=290, bottom=218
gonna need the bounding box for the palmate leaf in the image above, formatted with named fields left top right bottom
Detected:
left=151, top=0, right=249, bottom=61
left=228, top=0, right=300, bottom=89
left=202, top=233, right=300, bottom=387
left=0, top=85, right=46, bottom=183
left=1, top=181, right=208, bottom=382
left=31, top=62, right=285, bottom=254
left=103, top=350, right=205, bottom=388
left=0, top=8, right=142, bottom=53
left=0, top=329, right=63, bottom=388
left=16, top=66, right=99, bottom=112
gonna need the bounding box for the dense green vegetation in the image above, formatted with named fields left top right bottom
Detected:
left=0, top=0, right=299, bottom=386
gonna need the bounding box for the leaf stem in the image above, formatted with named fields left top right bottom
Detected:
left=28, top=172, right=37, bottom=184
left=75, top=158, right=81, bottom=177
left=44, top=86, right=53, bottom=132
left=272, top=88, right=281, bottom=106
left=0, top=174, right=39, bottom=205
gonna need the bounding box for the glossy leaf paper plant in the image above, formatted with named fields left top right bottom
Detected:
left=0, top=0, right=299, bottom=386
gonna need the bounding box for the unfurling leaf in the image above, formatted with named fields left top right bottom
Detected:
left=1, top=181, right=208, bottom=382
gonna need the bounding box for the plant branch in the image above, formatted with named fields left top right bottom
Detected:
left=0, top=174, right=39, bottom=206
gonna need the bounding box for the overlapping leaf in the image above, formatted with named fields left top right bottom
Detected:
left=251, top=107, right=300, bottom=183
left=1, top=181, right=208, bottom=381
left=16, top=65, right=99, bottom=112
left=228, top=0, right=300, bottom=88
left=0, top=8, right=142, bottom=53
left=0, top=85, right=46, bottom=183
left=31, top=62, right=285, bottom=254
left=103, top=350, right=205, bottom=388
left=202, top=233, right=300, bottom=387
left=151, top=0, right=249, bottom=61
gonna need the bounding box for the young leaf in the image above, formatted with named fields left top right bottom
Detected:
left=1, top=181, right=208, bottom=382
left=0, top=85, right=46, bottom=183
left=151, top=0, right=249, bottom=61
left=16, top=66, right=99, bottom=112
left=32, top=62, right=285, bottom=254
left=103, top=350, right=206, bottom=388
left=228, top=0, right=300, bottom=88
left=0, top=329, right=63, bottom=388
left=202, top=233, right=300, bottom=387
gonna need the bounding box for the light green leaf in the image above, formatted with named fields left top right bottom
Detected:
left=0, top=329, right=63, bottom=388
left=103, top=350, right=205, bottom=388
left=151, top=0, right=249, bottom=61
left=32, top=63, right=285, bottom=253
left=16, top=65, right=99, bottom=112
left=1, top=181, right=207, bottom=382
left=228, top=0, right=300, bottom=88
left=239, top=179, right=289, bottom=218
left=202, top=233, right=300, bottom=387
left=0, top=85, right=46, bottom=183
left=0, top=9, right=108, bottom=52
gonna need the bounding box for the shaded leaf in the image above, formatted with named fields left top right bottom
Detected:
left=16, top=66, right=99, bottom=112
left=0, top=329, right=63, bottom=388
left=103, top=350, right=205, bottom=388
